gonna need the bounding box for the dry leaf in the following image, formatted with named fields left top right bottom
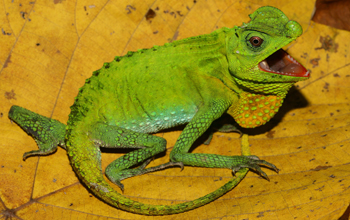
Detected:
left=313, top=0, right=350, bottom=31
left=1, top=0, right=349, bottom=219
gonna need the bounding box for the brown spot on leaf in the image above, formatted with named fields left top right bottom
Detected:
left=315, top=35, right=338, bottom=52
left=257, top=212, right=264, bottom=218
left=53, top=0, right=63, bottom=4
left=333, top=73, right=340, bottom=77
left=164, top=10, right=183, bottom=19
left=177, top=11, right=184, bottom=16
left=20, top=11, right=27, bottom=19
left=266, top=130, right=275, bottom=139
left=4, top=54, right=11, bottom=68
left=145, top=9, right=156, bottom=21
left=301, top=52, right=308, bottom=59
left=310, top=57, right=320, bottom=68
left=323, top=82, right=330, bottom=90
left=311, top=165, right=332, bottom=171
left=1, top=28, right=11, bottom=35
left=126, top=5, right=136, bottom=14
left=5, top=90, right=16, bottom=100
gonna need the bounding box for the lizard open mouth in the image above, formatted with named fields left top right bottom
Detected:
left=259, top=49, right=309, bottom=77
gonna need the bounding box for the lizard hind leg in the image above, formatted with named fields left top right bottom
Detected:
left=8, top=105, right=66, bottom=160
left=66, top=121, right=240, bottom=215
left=90, top=122, right=183, bottom=191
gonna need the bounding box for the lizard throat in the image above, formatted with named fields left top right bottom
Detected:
left=258, top=49, right=309, bottom=77
left=231, top=92, right=284, bottom=128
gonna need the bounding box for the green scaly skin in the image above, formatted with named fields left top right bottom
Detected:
left=9, top=6, right=309, bottom=215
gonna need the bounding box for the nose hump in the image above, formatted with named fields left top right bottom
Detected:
left=286, top=20, right=303, bottom=39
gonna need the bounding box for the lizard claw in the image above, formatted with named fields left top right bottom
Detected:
left=231, top=155, right=279, bottom=181
left=147, top=161, right=184, bottom=171
left=115, top=180, right=125, bottom=192
left=138, top=158, right=153, bottom=169
left=23, top=146, right=58, bottom=161
left=175, top=161, right=184, bottom=171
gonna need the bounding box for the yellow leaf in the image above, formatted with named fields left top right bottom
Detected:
left=1, top=0, right=349, bottom=219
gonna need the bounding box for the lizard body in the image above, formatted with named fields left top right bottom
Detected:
left=9, top=6, right=309, bottom=215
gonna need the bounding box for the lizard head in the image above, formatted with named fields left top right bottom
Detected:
left=226, top=6, right=309, bottom=95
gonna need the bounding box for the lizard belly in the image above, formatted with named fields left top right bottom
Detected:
left=118, top=108, right=196, bottom=133
left=97, top=93, right=199, bottom=134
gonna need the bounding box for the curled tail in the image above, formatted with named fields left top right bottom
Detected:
left=67, top=123, right=250, bottom=215
left=67, top=133, right=249, bottom=215
left=90, top=167, right=248, bottom=215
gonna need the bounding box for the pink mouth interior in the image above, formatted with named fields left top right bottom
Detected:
left=258, top=49, right=309, bottom=77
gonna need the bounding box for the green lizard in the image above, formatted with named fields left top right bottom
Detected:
left=8, top=6, right=309, bottom=215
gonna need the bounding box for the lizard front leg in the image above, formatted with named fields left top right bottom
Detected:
left=169, top=99, right=278, bottom=178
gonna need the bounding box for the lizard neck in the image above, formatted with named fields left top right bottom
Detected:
left=234, top=77, right=293, bottom=95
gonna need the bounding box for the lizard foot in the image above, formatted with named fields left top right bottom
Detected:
left=8, top=105, right=66, bottom=161
left=23, top=146, right=58, bottom=161
left=231, top=155, right=279, bottom=181
left=106, top=160, right=184, bottom=192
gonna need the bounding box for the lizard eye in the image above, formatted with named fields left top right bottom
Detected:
left=249, top=36, right=263, bottom=47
